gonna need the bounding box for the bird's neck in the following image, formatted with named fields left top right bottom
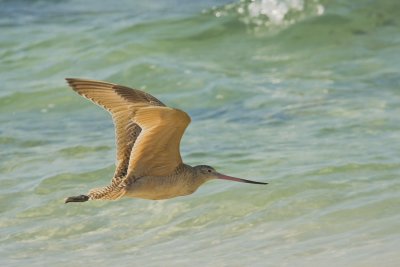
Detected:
left=174, top=163, right=193, bottom=175
left=176, top=163, right=208, bottom=190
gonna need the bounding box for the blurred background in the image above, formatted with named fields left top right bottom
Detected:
left=1, top=0, right=399, bottom=266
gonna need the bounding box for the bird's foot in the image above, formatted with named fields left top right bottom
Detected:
left=64, top=194, right=89, bottom=204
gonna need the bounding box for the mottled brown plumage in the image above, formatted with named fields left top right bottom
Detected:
left=64, top=78, right=267, bottom=203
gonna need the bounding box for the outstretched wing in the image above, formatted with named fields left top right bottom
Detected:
left=66, top=78, right=165, bottom=178
left=127, top=106, right=191, bottom=178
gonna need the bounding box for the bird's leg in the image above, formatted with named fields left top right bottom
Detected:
left=64, top=194, right=89, bottom=203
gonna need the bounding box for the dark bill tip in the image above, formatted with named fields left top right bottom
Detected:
left=239, top=179, right=268, bottom=185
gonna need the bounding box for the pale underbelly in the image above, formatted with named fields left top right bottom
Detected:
left=124, top=177, right=195, bottom=200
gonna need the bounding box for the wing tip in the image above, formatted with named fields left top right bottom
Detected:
left=176, top=108, right=191, bottom=125
left=65, top=78, right=118, bottom=89
left=65, top=77, right=80, bottom=82
left=65, top=78, right=80, bottom=88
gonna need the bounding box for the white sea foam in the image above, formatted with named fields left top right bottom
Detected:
left=213, top=0, right=324, bottom=28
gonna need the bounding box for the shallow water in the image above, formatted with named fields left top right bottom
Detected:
left=1, top=0, right=400, bottom=266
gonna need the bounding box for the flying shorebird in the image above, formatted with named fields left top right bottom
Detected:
left=64, top=78, right=267, bottom=203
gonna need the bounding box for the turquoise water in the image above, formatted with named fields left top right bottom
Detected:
left=1, top=0, right=400, bottom=266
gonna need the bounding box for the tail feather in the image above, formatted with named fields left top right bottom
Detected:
left=88, top=177, right=128, bottom=200
left=65, top=177, right=128, bottom=203
left=88, top=184, right=125, bottom=200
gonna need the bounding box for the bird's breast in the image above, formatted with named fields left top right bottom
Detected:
left=124, top=175, right=197, bottom=200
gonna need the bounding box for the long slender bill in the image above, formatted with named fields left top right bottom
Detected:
left=216, top=173, right=268, bottom=185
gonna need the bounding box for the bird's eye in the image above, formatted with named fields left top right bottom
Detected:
left=207, top=169, right=212, bottom=173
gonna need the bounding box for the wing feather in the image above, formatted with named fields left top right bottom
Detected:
left=66, top=78, right=165, bottom=178
left=127, top=106, right=191, bottom=178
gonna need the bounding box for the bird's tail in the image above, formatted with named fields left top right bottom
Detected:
left=64, top=177, right=127, bottom=203
left=88, top=183, right=126, bottom=200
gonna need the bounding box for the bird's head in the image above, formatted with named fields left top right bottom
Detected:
left=194, top=165, right=267, bottom=185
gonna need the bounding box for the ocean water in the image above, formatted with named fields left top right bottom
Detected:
left=1, top=0, right=400, bottom=266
